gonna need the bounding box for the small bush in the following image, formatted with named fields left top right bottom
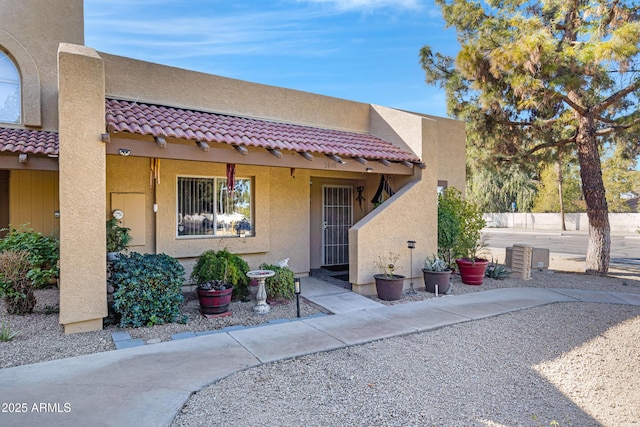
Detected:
left=106, top=218, right=131, bottom=253
left=0, top=251, right=37, bottom=314
left=110, top=253, right=186, bottom=327
left=259, top=263, right=295, bottom=300
left=190, top=249, right=250, bottom=300
left=0, top=321, right=19, bottom=341
left=0, top=225, right=59, bottom=288
left=485, top=259, right=511, bottom=280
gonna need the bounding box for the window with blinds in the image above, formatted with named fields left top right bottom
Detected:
left=177, top=176, right=252, bottom=237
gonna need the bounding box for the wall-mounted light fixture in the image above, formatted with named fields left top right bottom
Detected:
left=118, top=148, right=131, bottom=156
left=365, top=167, right=373, bottom=173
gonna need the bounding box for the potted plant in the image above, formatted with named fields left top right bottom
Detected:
left=373, top=252, right=405, bottom=301
left=191, top=249, right=250, bottom=316
left=195, top=273, right=234, bottom=318
left=106, top=218, right=131, bottom=262
left=422, top=254, right=451, bottom=294
left=443, top=188, right=488, bottom=285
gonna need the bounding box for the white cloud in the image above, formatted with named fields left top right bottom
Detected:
left=298, top=0, right=423, bottom=12
left=84, top=6, right=339, bottom=60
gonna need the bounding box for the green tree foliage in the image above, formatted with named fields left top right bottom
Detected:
left=601, top=145, right=640, bottom=212
left=467, top=165, right=537, bottom=213
left=532, top=161, right=584, bottom=213
left=421, top=0, right=640, bottom=274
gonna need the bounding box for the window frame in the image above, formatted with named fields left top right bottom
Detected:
left=176, top=174, right=254, bottom=239
left=0, top=51, right=21, bottom=124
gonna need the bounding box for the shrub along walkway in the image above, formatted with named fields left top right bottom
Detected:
left=1, top=276, right=639, bottom=427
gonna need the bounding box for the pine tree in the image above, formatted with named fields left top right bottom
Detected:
left=421, top=0, right=640, bottom=274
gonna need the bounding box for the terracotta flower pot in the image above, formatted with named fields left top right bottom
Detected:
left=455, top=258, right=489, bottom=285
left=373, top=274, right=405, bottom=301
left=422, top=269, right=452, bottom=293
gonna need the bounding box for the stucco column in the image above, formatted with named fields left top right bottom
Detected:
left=57, top=43, right=107, bottom=334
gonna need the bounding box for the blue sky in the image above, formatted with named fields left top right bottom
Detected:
left=83, top=0, right=459, bottom=118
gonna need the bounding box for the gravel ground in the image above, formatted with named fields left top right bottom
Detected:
left=173, top=302, right=640, bottom=427
left=0, top=290, right=325, bottom=369
left=172, top=258, right=640, bottom=427
left=2, top=256, right=640, bottom=425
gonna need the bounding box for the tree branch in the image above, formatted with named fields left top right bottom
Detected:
left=595, top=116, right=640, bottom=135
left=560, top=94, right=588, bottom=115
left=593, top=79, right=640, bottom=115
left=525, top=137, right=575, bottom=156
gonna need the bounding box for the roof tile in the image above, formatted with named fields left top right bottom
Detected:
left=105, top=99, right=420, bottom=163
left=0, top=127, right=59, bottom=156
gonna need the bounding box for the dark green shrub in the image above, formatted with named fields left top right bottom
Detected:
left=190, top=249, right=250, bottom=300
left=0, top=225, right=59, bottom=288
left=110, top=252, right=186, bottom=327
left=259, top=263, right=295, bottom=300
left=0, top=250, right=37, bottom=314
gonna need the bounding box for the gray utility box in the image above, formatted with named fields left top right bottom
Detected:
left=505, top=246, right=550, bottom=271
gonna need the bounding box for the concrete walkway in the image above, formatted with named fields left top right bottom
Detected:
left=1, top=277, right=640, bottom=427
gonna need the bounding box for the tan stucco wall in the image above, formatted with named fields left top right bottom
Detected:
left=143, top=161, right=357, bottom=276
left=8, top=170, right=59, bottom=235
left=101, top=53, right=371, bottom=133
left=349, top=111, right=465, bottom=294
left=0, top=0, right=84, bottom=130
left=434, top=116, right=467, bottom=193
left=106, top=156, right=155, bottom=254
left=57, top=43, right=106, bottom=334
left=107, top=155, right=388, bottom=277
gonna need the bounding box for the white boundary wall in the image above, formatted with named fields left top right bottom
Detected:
left=484, top=212, right=640, bottom=233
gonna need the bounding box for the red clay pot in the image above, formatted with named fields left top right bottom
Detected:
left=455, top=258, right=489, bottom=285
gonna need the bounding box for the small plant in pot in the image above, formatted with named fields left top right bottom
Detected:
left=106, top=218, right=131, bottom=262
left=438, top=187, right=488, bottom=285
left=195, top=273, right=234, bottom=318
left=422, top=254, right=451, bottom=294
left=373, top=252, right=405, bottom=301
left=191, top=249, right=250, bottom=317
left=454, top=200, right=488, bottom=285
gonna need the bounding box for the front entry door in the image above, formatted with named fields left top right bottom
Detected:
left=322, top=185, right=353, bottom=266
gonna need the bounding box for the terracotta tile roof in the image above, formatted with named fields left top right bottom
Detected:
left=105, top=98, right=421, bottom=163
left=0, top=127, right=59, bottom=156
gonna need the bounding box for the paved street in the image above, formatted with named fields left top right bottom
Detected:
left=482, top=228, right=640, bottom=264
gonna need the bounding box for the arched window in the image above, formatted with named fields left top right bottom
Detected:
left=0, top=51, right=20, bottom=124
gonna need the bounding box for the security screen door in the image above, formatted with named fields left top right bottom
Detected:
left=322, top=185, right=353, bottom=266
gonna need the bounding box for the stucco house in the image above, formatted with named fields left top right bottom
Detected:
left=0, top=0, right=466, bottom=334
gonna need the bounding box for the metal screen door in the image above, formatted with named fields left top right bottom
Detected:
left=322, top=185, right=353, bottom=266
